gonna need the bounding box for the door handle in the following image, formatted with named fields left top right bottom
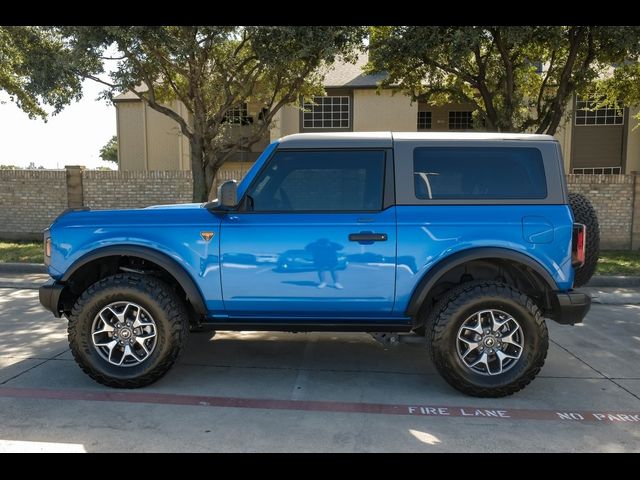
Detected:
left=349, top=232, right=388, bottom=244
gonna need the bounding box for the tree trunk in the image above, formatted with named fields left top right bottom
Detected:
left=544, top=104, right=568, bottom=136
left=204, top=154, right=222, bottom=201
left=190, top=136, right=208, bottom=203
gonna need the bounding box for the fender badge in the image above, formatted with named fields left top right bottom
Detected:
left=200, top=231, right=215, bottom=242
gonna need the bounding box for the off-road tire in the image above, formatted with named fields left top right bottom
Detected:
left=569, top=192, right=600, bottom=287
left=425, top=281, right=548, bottom=397
left=68, top=273, right=189, bottom=388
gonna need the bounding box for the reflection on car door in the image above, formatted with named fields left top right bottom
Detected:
left=219, top=149, right=397, bottom=318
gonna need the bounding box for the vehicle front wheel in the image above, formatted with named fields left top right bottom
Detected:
left=68, top=273, right=189, bottom=388
left=426, top=281, right=548, bottom=397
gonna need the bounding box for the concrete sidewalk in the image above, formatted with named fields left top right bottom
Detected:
left=0, top=272, right=49, bottom=290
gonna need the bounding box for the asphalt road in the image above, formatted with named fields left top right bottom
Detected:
left=0, top=286, right=638, bottom=452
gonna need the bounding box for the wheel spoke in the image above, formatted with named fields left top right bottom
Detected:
left=136, top=331, right=156, bottom=341
left=496, top=350, right=519, bottom=374
left=132, top=306, right=143, bottom=328
left=461, top=342, right=480, bottom=360
left=106, top=306, right=124, bottom=323
left=94, top=339, right=117, bottom=348
left=489, top=310, right=508, bottom=332
left=120, top=344, right=140, bottom=365
left=93, top=323, right=115, bottom=336
left=501, top=324, right=521, bottom=346
left=468, top=352, right=489, bottom=371
left=135, top=337, right=150, bottom=354
left=463, top=313, right=484, bottom=335
left=457, top=334, right=481, bottom=361
left=102, top=340, right=118, bottom=363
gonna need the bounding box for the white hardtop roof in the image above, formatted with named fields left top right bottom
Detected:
left=278, top=132, right=556, bottom=147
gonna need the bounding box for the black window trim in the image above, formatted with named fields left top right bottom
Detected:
left=574, top=95, right=624, bottom=127
left=448, top=111, right=474, bottom=130
left=235, top=147, right=395, bottom=214
left=299, top=89, right=354, bottom=133
left=417, top=111, right=432, bottom=130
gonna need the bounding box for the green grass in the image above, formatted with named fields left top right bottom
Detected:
left=0, top=241, right=638, bottom=276
left=0, top=241, right=43, bottom=263
left=596, top=250, right=640, bottom=276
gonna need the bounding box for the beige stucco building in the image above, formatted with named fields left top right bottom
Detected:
left=114, top=54, right=640, bottom=175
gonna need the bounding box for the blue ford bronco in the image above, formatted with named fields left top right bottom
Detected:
left=40, top=132, right=599, bottom=397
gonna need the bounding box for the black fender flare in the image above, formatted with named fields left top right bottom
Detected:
left=405, top=247, right=559, bottom=317
left=61, top=245, right=207, bottom=316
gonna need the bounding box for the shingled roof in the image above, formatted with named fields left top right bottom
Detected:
left=323, top=52, right=387, bottom=88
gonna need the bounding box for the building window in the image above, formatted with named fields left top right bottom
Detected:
left=572, top=167, right=622, bottom=175
left=448, top=111, right=474, bottom=130
left=302, top=96, right=350, bottom=129
left=417, top=111, right=432, bottom=130
left=575, top=97, right=623, bottom=126
left=223, top=103, right=251, bottom=125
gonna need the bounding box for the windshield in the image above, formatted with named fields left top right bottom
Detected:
left=236, top=141, right=279, bottom=199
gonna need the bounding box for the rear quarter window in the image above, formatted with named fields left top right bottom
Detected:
left=413, top=147, right=547, bottom=200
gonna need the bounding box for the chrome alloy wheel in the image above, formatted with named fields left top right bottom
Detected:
left=456, top=309, right=524, bottom=376
left=91, top=302, right=158, bottom=367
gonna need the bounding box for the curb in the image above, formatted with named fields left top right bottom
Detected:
left=0, top=263, right=47, bottom=274
left=586, top=275, right=640, bottom=287
left=0, top=282, right=43, bottom=290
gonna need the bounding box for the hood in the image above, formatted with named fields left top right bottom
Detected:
left=50, top=202, right=210, bottom=229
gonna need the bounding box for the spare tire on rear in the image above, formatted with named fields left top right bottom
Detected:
left=569, top=192, right=600, bottom=287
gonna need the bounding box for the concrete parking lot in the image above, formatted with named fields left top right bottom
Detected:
left=0, top=285, right=639, bottom=452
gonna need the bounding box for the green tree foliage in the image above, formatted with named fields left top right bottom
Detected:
left=367, top=26, right=640, bottom=134
left=64, top=26, right=365, bottom=202
left=592, top=63, right=640, bottom=125
left=99, top=135, right=118, bottom=163
left=0, top=27, right=101, bottom=119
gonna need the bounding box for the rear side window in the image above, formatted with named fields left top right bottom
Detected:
left=413, top=147, right=547, bottom=200
left=247, top=150, right=385, bottom=212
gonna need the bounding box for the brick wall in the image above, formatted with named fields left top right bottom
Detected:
left=83, top=170, right=192, bottom=210
left=0, top=170, right=68, bottom=240
left=0, top=168, right=638, bottom=249
left=566, top=174, right=635, bottom=250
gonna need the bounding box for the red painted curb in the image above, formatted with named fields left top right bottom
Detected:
left=1, top=386, right=639, bottom=424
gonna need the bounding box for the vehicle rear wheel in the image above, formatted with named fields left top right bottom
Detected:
left=68, top=273, right=189, bottom=388
left=425, top=281, right=548, bottom=397
left=569, top=192, right=600, bottom=287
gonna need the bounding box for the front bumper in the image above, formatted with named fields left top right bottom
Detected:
left=39, top=279, right=65, bottom=318
left=549, top=290, right=591, bottom=325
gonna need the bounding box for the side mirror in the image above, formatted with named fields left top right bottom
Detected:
left=218, top=180, right=238, bottom=209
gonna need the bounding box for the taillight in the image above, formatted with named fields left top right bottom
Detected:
left=572, top=223, right=586, bottom=268
left=45, top=237, right=51, bottom=257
